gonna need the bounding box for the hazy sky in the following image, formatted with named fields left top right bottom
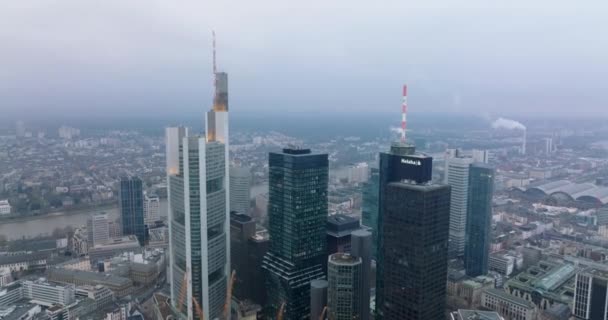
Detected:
left=1, top=1, right=607, bottom=119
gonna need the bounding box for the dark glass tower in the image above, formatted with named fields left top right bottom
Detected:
left=119, top=176, right=145, bottom=245
left=464, top=163, right=495, bottom=277
left=361, top=167, right=379, bottom=258
left=376, top=142, right=450, bottom=320
left=262, top=148, right=328, bottom=320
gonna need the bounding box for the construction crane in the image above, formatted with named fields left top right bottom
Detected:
left=318, top=306, right=327, bottom=320
left=192, top=297, right=205, bottom=320
left=222, top=270, right=237, bottom=319
left=177, top=271, right=189, bottom=314
left=276, top=302, right=286, bottom=320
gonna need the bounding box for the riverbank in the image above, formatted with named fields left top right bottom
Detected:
left=0, top=200, right=168, bottom=240
left=0, top=202, right=118, bottom=223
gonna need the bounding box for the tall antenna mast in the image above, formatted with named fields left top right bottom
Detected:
left=401, top=85, right=408, bottom=143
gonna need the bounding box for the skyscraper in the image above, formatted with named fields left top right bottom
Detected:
left=573, top=268, right=608, bottom=320
left=230, top=211, right=269, bottom=307
left=143, top=192, right=160, bottom=226
left=351, top=229, right=372, bottom=320
left=119, top=176, right=145, bottom=246
left=464, top=163, right=495, bottom=277
left=376, top=142, right=451, bottom=320
left=361, top=166, right=379, bottom=258
left=229, top=165, right=251, bottom=215
left=167, top=34, right=230, bottom=320
left=446, top=156, right=475, bottom=258
left=262, top=148, right=328, bottom=320
left=87, top=212, right=109, bottom=247
left=327, top=253, right=362, bottom=320
left=310, top=280, right=328, bottom=320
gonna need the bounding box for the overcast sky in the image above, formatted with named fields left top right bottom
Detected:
left=1, top=0, right=607, bottom=119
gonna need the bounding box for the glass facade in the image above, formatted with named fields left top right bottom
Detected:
left=263, top=148, right=328, bottom=320
left=376, top=146, right=450, bottom=320
left=361, top=167, right=379, bottom=258
left=120, top=176, right=145, bottom=245
left=169, top=136, right=228, bottom=320
left=464, top=163, right=495, bottom=277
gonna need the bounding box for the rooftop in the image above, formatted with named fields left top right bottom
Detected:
left=282, top=148, right=311, bottom=155
left=451, top=309, right=504, bottom=320
left=329, top=253, right=361, bottom=265
left=326, top=214, right=360, bottom=236
left=483, top=288, right=535, bottom=308
left=0, top=252, right=49, bottom=265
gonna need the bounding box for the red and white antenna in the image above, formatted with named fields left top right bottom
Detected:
left=401, top=85, right=408, bottom=143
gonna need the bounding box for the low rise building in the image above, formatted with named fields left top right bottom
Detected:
left=0, top=200, right=11, bottom=215
left=75, top=285, right=114, bottom=310
left=0, top=252, right=49, bottom=272
left=88, top=236, right=141, bottom=263
left=47, top=268, right=133, bottom=298
left=22, top=279, right=75, bottom=307
left=504, top=259, right=576, bottom=310
left=488, top=251, right=520, bottom=276
left=0, top=268, right=13, bottom=287
left=450, top=309, right=504, bottom=320
left=481, top=288, right=537, bottom=320
left=0, top=282, right=23, bottom=307
left=0, top=303, right=41, bottom=320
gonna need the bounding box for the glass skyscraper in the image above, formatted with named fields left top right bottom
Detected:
left=166, top=65, right=230, bottom=319
left=119, top=176, right=145, bottom=245
left=464, top=163, right=495, bottom=277
left=376, top=142, right=451, bottom=320
left=361, top=166, right=379, bottom=258
left=262, top=148, right=328, bottom=320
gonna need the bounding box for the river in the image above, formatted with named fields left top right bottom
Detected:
left=0, top=200, right=168, bottom=241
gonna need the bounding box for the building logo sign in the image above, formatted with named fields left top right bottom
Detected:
left=401, top=158, right=421, bottom=166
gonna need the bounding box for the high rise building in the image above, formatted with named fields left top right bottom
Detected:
left=361, top=166, right=379, bottom=258
left=573, top=268, right=608, bottom=320
left=326, top=214, right=362, bottom=255
left=143, top=192, right=160, bottom=226
left=119, top=176, right=145, bottom=246
left=230, top=165, right=251, bottom=216
left=87, top=213, right=109, bottom=247
left=262, top=148, right=328, bottom=320
left=327, top=253, right=362, bottom=320
left=350, top=229, right=372, bottom=320
left=376, top=142, right=451, bottom=320
left=167, top=35, right=230, bottom=320
left=446, top=156, right=475, bottom=258
left=310, top=279, right=328, bottom=320
left=464, top=163, right=495, bottom=277
left=230, top=211, right=269, bottom=307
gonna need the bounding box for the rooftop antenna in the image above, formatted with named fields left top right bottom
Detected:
left=401, top=85, right=408, bottom=143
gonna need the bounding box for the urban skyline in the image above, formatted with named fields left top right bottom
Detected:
left=2, top=3, right=608, bottom=320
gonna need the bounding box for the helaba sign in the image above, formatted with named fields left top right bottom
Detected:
left=401, top=158, right=421, bottom=166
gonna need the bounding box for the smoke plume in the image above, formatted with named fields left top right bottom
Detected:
left=491, top=117, right=526, bottom=130
left=389, top=126, right=405, bottom=135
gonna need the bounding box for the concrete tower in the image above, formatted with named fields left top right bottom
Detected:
left=446, top=156, right=474, bottom=258
left=229, top=165, right=251, bottom=216
left=327, top=253, right=362, bottom=320
left=351, top=229, right=372, bottom=320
